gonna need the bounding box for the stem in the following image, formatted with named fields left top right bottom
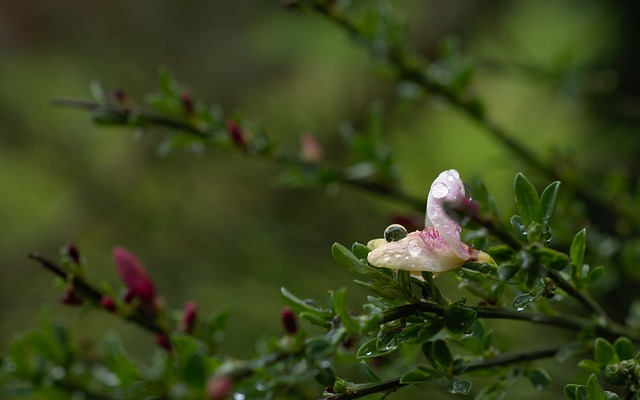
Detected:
left=381, top=302, right=640, bottom=342
left=28, top=253, right=166, bottom=335
left=320, top=344, right=573, bottom=399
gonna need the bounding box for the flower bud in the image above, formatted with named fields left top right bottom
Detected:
left=207, top=375, right=233, bottom=400
left=180, top=91, right=194, bottom=115
left=281, top=308, right=298, bottom=335
left=225, top=120, right=247, bottom=150
left=100, top=295, right=117, bottom=313
left=155, top=333, right=172, bottom=351
left=299, top=133, right=324, bottom=162
left=64, top=243, right=82, bottom=265
left=181, top=301, right=197, bottom=334
left=61, top=286, right=83, bottom=306
left=112, top=247, right=156, bottom=305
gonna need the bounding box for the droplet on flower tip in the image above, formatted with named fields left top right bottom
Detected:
left=431, top=182, right=449, bottom=199
left=384, top=224, right=408, bottom=242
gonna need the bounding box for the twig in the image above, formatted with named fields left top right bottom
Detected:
left=320, top=344, right=574, bottom=399
left=28, top=253, right=166, bottom=334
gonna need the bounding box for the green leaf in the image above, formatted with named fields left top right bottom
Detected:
left=527, top=367, right=552, bottom=391
left=570, top=229, right=587, bottom=272
left=585, top=374, right=607, bottom=400
left=331, top=243, right=392, bottom=282
left=359, top=361, right=381, bottom=382
left=422, top=341, right=437, bottom=369
left=564, top=384, right=580, bottom=400
left=448, top=378, right=472, bottom=395
left=513, top=289, right=543, bottom=310
left=514, top=173, right=542, bottom=225
left=583, top=266, right=605, bottom=285
left=510, top=215, right=528, bottom=243
left=577, top=359, right=600, bottom=374
left=534, top=247, right=570, bottom=271
left=444, top=303, right=477, bottom=333
left=400, top=369, right=433, bottom=384
left=306, top=337, right=333, bottom=363
left=613, top=337, right=635, bottom=360
left=281, top=287, right=332, bottom=324
left=540, top=181, right=561, bottom=229
left=434, top=339, right=453, bottom=370
left=594, top=338, right=618, bottom=366
left=356, top=337, right=395, bottom=358
left=351, top=242, right=372, bottom=260
left=332, top=287, right=360, bottom=334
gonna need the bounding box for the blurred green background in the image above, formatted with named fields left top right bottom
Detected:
left=1, top=0, right=638, bottom=398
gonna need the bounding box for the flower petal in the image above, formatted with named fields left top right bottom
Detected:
left=425, top=169, right=470, bottom=259
left=367, top=228, right=469, bottom=273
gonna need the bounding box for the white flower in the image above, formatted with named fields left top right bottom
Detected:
left=367, top=169, right=492, bottom=273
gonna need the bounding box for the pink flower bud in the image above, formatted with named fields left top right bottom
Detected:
left=100, top=295, right=117, bottom=313
left=181, top=301, right=197, bottom=333
left=299, top=133, right=324, bottom=162
left=225, top=120, right=247, bottom=150
left=281, top=308, right=298, bottom=335
left=207, top=375, right=233, bottom=400
left=180, top=91, right=194, bottom=115
left=61, top=286, right=83, bottom=306
left=112, top=247, right=156, bottom=305
left=64, top=243, right=82, bottom=265
left=155, top=333, right=172, bottom=351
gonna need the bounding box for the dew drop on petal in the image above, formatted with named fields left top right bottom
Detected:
left=431, top=182, right=449, bottom=199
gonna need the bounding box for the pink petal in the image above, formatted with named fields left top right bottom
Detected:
left=113, top=246, right=156, bottom=304
left=425, top=169, right=470, bottom=259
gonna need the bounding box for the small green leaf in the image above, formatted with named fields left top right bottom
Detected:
left=528, top=367, right=552, bottom=391
left=534, top=247, right=570, bottom=271
left=434, top=339, right=453, bottom=370
left=444, top=303, right=477, bottom=334
left=359, top=361, right=381, bottom=382
left=570, top=229, right=587, bottom=275
left=514, top=173, right=542, bottom=225
left=331, top=243, right=392, bottom=282
left=594, top=338, right=618, bottom=366
left=281, top=287, right=332, bottom=323
left=400, top=369, right=433, bottom=384
left=510, top=215, right=528, bottom=243
left=513, top=289, right=543, bottom=310
left=583, top=266, right=605, bottom=285
left=540, top=181, right=561, bottom=229
left=577, top=359, right=600, bottom=374
left=356, top=337, right=394, bottom=358
left=422, top=341, right=437, bottom=369
left=564, top=384, right=580, bottom=400
left=613, top=337, right=635, bottom=360
left=332, top=287, right=360, bottom=334
left=585, top=374, right=607, bottom=400
left=306, top=337, right=333, bottom=363
left=448, top=378, right=472, bottom=395
left=351, top=242, right=372, bottom=260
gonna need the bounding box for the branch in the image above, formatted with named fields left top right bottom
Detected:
left=28, top=253, right=166, bottom=335
left=320, top=344, right=573, bottom=399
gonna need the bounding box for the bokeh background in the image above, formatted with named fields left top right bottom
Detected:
left=1, top=1, right=639, bottom=398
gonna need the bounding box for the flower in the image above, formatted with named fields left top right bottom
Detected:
left=112, top=246, right=157, bottom=305
left=367, top=169, right=493, bottom=274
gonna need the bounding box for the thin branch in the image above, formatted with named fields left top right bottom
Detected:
left=320, top=344, right=573, bottom=399
left=28, top=253, right=166, bottom=335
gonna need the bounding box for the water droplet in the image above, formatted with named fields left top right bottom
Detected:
left=431, top=182, right=449, bottom=199
left=234, top=393, right=246, bottom=400
left=516, top=305, right=526, bottom=311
